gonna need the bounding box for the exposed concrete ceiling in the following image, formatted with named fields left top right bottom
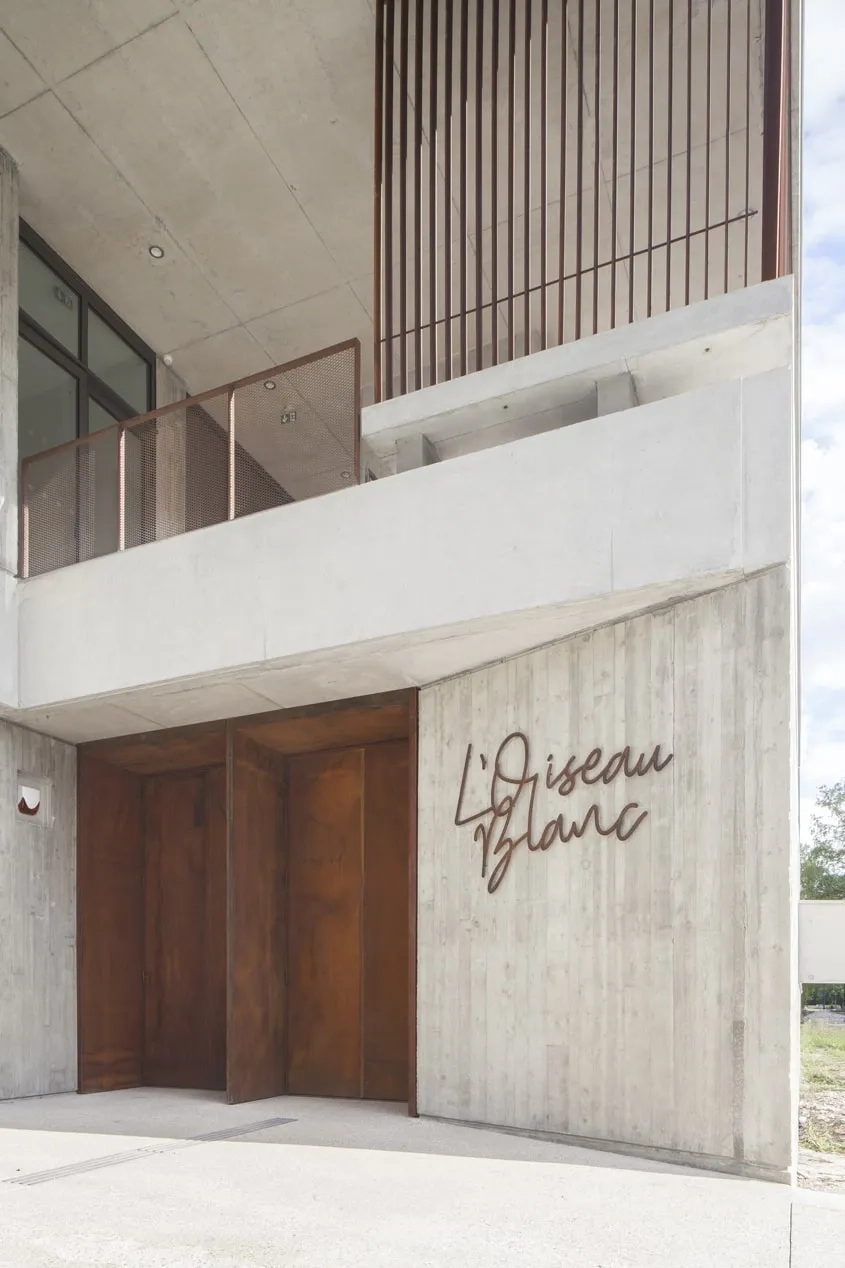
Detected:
left=0, top=0, right=376, bottom=396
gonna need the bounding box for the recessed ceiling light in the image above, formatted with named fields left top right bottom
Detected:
left=263, top=379, right=277, bottom=390
left=340, top=471, right=352, bottom=480
left=148, top=244, right=165, bottom=259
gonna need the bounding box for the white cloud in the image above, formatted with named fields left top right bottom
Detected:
left=800, top=0, right=845, bottom=834
left=802, top=0, right=845, bottom=131
left=801, top=1, right=845, bottom=253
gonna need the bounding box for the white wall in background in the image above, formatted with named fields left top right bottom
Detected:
left=799, top=902, right=845, bottom=985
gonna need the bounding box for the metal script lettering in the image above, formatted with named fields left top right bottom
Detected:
left=454, top=731, right=674, bottom=894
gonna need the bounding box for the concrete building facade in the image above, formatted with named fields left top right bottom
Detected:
left=0, top=0, right=801, bottom=1184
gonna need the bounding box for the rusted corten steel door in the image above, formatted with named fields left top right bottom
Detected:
left=286, top=741, right=410, bottom=1102
left=144, top=769, right=227, bottom=1092
left=77, top=695, right=415, bottom=1108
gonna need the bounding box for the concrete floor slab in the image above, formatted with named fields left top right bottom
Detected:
left=0, top=1089, right=841, bottom=1267
left=0, top=1088, right=718, bottom=1168
left=790, top=1192, right=845, bottom=1267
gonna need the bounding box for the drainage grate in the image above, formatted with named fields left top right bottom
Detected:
left=6, top=1116, right=295, bottom=1186
left=193, top=1117, right=294, bottom=1144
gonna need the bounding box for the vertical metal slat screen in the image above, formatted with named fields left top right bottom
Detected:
left=375, top=0, right=792, bottom=402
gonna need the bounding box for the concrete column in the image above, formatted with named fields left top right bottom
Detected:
left=153, top=357, right=188, bottom=541
left=396, top=432, right=439, bottom=473
left=596, top=370, right=639, bottom=417
left=0, top=148, right=18, bottom=577
left=0, top=150, right=18, bottom=710
left=0, top=719, right=77, bottom=1099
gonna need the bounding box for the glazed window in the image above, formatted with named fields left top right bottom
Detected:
left=18, top=222, right=155, bottom=463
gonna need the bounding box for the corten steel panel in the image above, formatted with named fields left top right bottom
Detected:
left=227, top=738, right=287, bottom=1105
left=81, top=722, right=227, bottom=777
left=143, top=771, right=226, bottom=1091
left=374, top=0, right=792, bottom=400
left=238, top=696, right=412, bottom=756
left=407, top=690, right=419, bottom=1116
left=77, top=754, right=145, bottom=1092
left=204, top=767, right=228, bottom=1088
left=286, top=748, right=365, bottom=1099
left=363, top=740, right=411, bottom=1102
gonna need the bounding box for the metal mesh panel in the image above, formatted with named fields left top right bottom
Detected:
left=123, top=401, right=230, bottom=545
left=24, top=449, right=79, bottom=578
left=124, top=419, right=159, bottom=549
left=185, top=398, right=243, bottom=529
left=232, top=342, right=358, bottom=514
left=20, top=340, right=360, bottom=576
left=24, top=432, right=120, bottom=577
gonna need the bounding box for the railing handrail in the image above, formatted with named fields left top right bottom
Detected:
left=19, top=336, right=362, bottom=579
left=20, top=337, right=361, bottom=475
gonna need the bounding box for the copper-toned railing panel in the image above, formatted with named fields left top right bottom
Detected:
left=20, top=339, right=360, bottom=578
left=375, top=0, right=794, bottom=401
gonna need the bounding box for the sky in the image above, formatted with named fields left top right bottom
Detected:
left=800, top=0, right=845, bottom=832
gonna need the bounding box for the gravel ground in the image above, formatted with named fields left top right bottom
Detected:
left=798, top=1143, right=845, bottom=1192
left=799, top=1010, right=845, bottom=1192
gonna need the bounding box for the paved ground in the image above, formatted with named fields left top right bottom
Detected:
left=0, top=1089, right=842, bottom=1267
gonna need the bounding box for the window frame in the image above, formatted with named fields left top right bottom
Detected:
left=19, top=220, right=156, bottom=437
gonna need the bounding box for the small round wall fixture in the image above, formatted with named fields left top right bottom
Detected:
left=340, top=471, right=352, bottom=480
left=148, top=244, right=165, bottom=259
left=263, top=379, right=277, bottom=390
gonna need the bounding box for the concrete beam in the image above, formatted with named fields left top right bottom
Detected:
left=0, top=149, right=19, bottom=713
left=396, top=432, right=439, bottom=473
left=596, top=370, right=639, bottom=416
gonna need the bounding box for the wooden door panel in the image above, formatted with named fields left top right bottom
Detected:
left=227, top=744, right=286, bottom=1104
left=77, top=755, right=144, bottom=1092
left=204, top=766, right=228, bottom=1089
left=287, top=749, right=363, bottom=1098
left=144, top=771, right=225, bottom=1089
left=363, top=741, right=410, bottom=1101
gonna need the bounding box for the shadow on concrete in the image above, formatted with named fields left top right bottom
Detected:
left=0, top=1087, right=761, bottom=1183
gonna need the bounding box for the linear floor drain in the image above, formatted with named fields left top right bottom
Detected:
left=6, top=1116, right=295, bottom=1186
left=193, top=1117, right=294, bottom=1143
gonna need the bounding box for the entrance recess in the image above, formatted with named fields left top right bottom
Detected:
left=77, top=692, right=415, bottom=1107
left=286, top=741, right=409, bottom=1100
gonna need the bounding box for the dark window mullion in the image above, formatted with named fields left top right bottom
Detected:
left=79, top=370, right=90, bottom=439
left=19, top=221, right=156, bottom=414
left=21, top=308, right=147, bottom=432
left=20, top=221, right=156, bottom=374
left=80, top=292, right=88, bottom=371
left=19, top=315, right=86, bottom=386
left=87, top=373, right=144, bottom=425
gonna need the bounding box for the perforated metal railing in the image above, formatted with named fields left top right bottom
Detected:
left=20, top=339, right=360, bottom=578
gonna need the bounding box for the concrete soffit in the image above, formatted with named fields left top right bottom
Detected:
left=4, top=566, right=787, bottom=746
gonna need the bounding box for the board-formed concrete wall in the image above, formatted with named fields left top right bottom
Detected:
left=417, top=566, right=797, bottom=1179
left=0, top=720, right=76, bottom=1099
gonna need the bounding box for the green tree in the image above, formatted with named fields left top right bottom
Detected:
left=801, top=780, right=845, bottom=900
